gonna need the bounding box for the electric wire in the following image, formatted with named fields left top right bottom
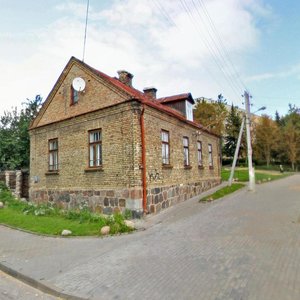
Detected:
left=150, top=0, right=229, bottom=95
left=82, top=0, right=90, bottom=62
left=182, top=0, right=244, bottom=97
left=197, top=0, right=248, bottom=91
left=179, top=0, right=242, bottom=101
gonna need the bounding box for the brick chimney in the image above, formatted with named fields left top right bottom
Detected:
left=143, top=87, right=157, bottom=100
left=117, top=70, right=133, bottom=87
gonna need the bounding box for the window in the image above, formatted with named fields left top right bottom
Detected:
left=71, top=86, right=79, bottom=105
left=49, top=139, right=58, bottom=171
left=89, top=129, right=102, bottom=167
left=161, top=130, right=170, bottom=165
left=197, top=141, right=203, bottom=167
left=186, top=101, right=193, bottom=121
left=208, top=143, right=213, bottom=168
left=183, top=137, right=189, bottom=166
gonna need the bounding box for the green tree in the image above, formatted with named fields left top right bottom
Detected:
left=193, top=95, right=228, bottom=136
left=0, top=95, right=42, bottom=170
left=253, top=115, right=279, bottom=166
left=223, top=104, right=243, bottom=158
left=280, top=105, right=300, bottom=170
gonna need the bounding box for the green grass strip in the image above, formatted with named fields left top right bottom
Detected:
left=200, top=183, right=245, bottom=202
left=221, top=169, right=290, bottom=182
left=0, top=208, right=101, bottom=236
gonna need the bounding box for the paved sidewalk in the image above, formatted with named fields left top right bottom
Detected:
left=1, top=175, right=300, bottom=300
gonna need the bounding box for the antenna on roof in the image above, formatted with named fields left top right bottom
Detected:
left=82, top=0, right=90, bottom=62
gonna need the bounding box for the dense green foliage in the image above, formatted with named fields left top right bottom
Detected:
left=0, top=187, right=134, bottom=236
left=223, top=104, right=244, bottom=158
left=0, top=95, right=42, bottom=170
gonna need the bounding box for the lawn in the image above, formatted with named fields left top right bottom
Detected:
left=0, top=185, right=133, bottom=236
left=200, top=183, right=245, bottom=202
left=221, top=168, right=290, bottom=183
left=0, top=207, right=101, bottom=236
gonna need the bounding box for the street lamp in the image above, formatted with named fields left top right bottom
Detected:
left=253, top=106, right=266, bottom=114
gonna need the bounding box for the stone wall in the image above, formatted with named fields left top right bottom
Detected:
left=147, top=179, right=221, bottom=214
left=30, top=187, right=143, bottom=218
left=0, top=170, right=29, bottom=199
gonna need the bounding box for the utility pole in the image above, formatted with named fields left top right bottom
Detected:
left=244, top=91, right=255, bottom=191
left=228, top=116, right=245, bottom=186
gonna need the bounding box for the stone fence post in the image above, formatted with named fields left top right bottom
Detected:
left=15, top=170, right=22, bottom=198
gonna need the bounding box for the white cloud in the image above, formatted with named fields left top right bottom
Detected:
left=246, top=64, right=300, bottom=82
left=0, top=0, right=274, bottom=114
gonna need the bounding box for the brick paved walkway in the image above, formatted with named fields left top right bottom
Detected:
left=1, top=175, right=300, bottom=299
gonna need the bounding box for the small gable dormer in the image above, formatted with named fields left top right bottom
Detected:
left=158, top=93, right=195, bottom=122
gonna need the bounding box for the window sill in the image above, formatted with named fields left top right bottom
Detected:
left=198, top=165, right=204, bottom=170
left=84, top=167, right=103, bottom=172
left=45, top=171, right=59, bottom=175
left=184, top=165, right=192, bottom=169
left=162, top=164, right=173, bottom=169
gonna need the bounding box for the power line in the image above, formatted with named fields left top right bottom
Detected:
left=149, top=0, right=230, bottom=95
left=82, top=0, right=90, bottom=62
left=197, top=0, right=248, bottom=91
left=178, top=0, right=242, bottom=101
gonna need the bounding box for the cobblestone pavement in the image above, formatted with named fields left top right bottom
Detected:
left=1, top=175, right=300, bottom=300
left=0, top=270, right=58, bottom=300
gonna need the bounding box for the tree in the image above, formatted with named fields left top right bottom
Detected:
left=0, top=95, right=42, bottom=170
left=193, top=95, right=228, bottom=136
left=253, top=115, right=279, bottom=166
left=280, top=105, right=300, bottom=170
left=223, top=104, right=243, bottom=158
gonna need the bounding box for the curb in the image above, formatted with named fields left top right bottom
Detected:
left=0, top=262, right=86, bottom=300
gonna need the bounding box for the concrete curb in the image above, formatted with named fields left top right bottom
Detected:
left=0, top=262, right=86, bottom=300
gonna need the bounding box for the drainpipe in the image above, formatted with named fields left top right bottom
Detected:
left=140, top=105, right=147, bottom=214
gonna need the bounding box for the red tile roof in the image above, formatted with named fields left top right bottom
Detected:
left=158, top=93, right=195, bottom=104
left=31, top=56, right=218, bottom=137
left=78, top=57, right=216, bottom=136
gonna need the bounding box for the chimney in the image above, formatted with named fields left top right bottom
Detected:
left=143, top=87, right=157, bottom=100
left=117, top=70, right=133, bottom=87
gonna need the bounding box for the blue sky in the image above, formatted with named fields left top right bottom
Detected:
left=0, top=0, right=299, bottom=118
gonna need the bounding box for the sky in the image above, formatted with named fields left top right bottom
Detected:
left=0, top=0, right=300, bottom=118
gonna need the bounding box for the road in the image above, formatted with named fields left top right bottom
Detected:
left=0, top=271, right=57, bottom=300
left=1, top=174, right=300, bottom=299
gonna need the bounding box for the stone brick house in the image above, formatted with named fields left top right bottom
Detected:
left=29, top=56, right=221, bottom=217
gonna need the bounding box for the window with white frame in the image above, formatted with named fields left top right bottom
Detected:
left=183, top=137, right=189, bottom=166
left=49, top=139, right=58, bottom=171
left=208, top=143, right=213, bottom=167
left=186, top=101, right=194, bottom=121
left=161, top=130, right=170, bottom=165
left=89, top=129, right=102, bottom=167
left=197, top=141, right=203, bottom=167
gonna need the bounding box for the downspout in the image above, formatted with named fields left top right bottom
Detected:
left=140, top=104, right=147, bottom=214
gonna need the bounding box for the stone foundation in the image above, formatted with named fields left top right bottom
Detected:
left=147, top=179, right=221, bottom=214
left=30, top=187, right=144, bottom=218
left=30, top=179, right=221, bottom=218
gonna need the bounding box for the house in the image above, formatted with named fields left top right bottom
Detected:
left=29, top=57, right=221, bottom=217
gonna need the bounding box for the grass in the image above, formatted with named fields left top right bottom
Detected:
left=199, top=183, right=245, bottom=202
left=0, top=184, right=133, bottom=236
left=221, top=168, right=290, bottom=183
